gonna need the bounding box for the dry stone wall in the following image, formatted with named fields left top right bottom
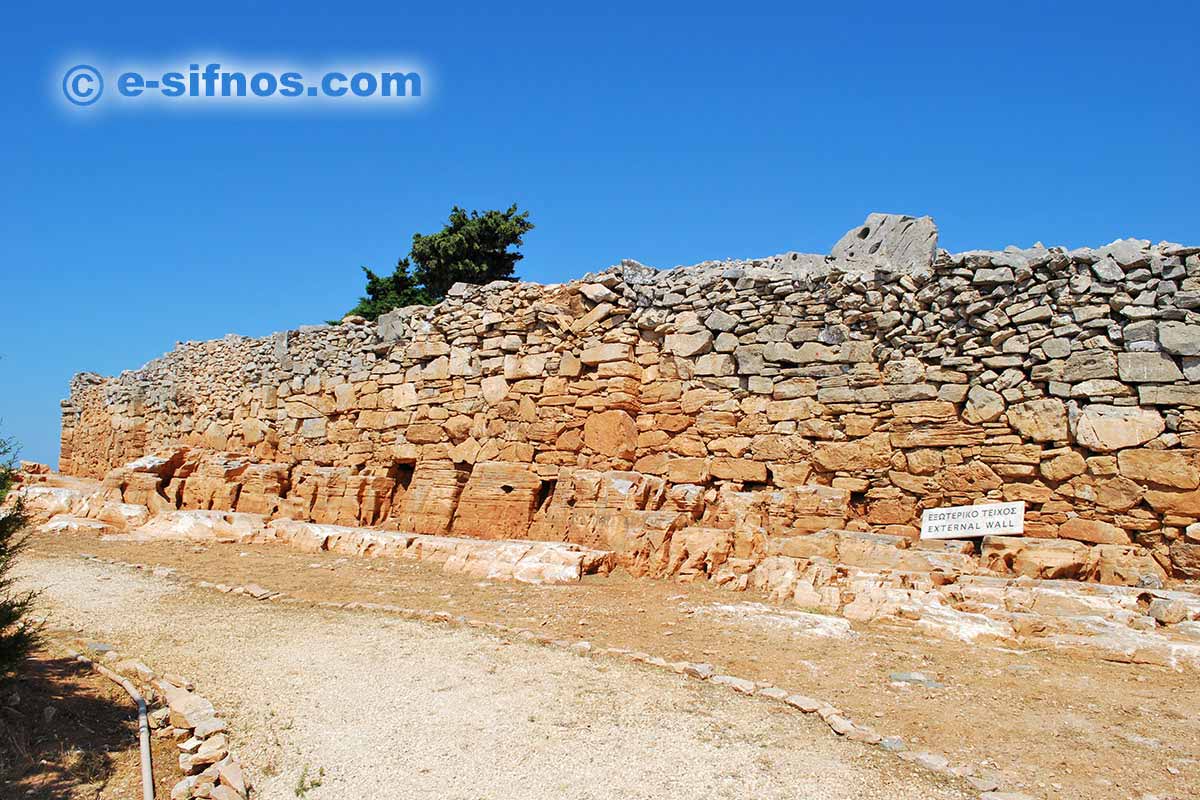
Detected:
left=59, top=214, right=1200, bottom=586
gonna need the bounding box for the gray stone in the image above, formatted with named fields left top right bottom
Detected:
left=963, top=385, right=1005, bottom=423
left=1091, top=256, right=1126, bottom=282
left=704, top=309, right=738, bottom=332
left=972, top=267, right=1015, bottom=286
left=710, top=674, right=756, bottom=694
left=1063, top=350, right=1118, bottom=382
left=1117, top=351, right=1184, bottom=383
left=1096, top=237, right=1151, bottom=268
left=1147, top=598, right=1187, bottom=625
left=1011, top=306, right=1053, bottom=324
left=882, top=357, right=924, bottom=385
left=579, top=283, right=619, bottom=304
left=1138, top=384, right=1200, bottom=407
left=889, top=671, right=945, bottom=688
left=734, top=346, right=765, bottom=374
left=1159, top=321, right=1200, bottom=356
left=694, top=353, right=736, bottom=377
left=829, top=213, right=938, bottom=272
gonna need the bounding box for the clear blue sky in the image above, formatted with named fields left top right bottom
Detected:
left=2, top=1, right=1197, bottom=465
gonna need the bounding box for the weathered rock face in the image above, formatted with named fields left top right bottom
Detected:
left=57, top=215, right=1200, bottom=583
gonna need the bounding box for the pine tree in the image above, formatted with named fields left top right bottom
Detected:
left=343, top=205, right=534, bottom=320
left=0, top=436, right=40, bottom=679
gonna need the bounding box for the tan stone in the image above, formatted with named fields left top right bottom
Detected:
left=1006, top=399, right=1067, bottom=442
left=1117, top=449, right=1200, bottom=490
left=1143, top=488, right=1200, bottom=517
left=812, top=432, right=891, bottom=472
left=1058, top=517, right=1130, bottom=545
left=405, top=423, right=445, bottom=444
left=451, top=461, right=546, bottom=540
left=709, top=458, right=768, bottom=483
left=889, top=423, right=987, bottom=448
left=936, top=461, right=1003, bottom=493
left=1091, top=544, right=1168, bottom=586
left=583, top=410, right=636, bottom=459
left=1072, top=405, right=1165, bottom=452
left=1093, top=476, right=1146, bottom=513
left=981, top=536, right=1090, bottom=580
left=481, top=375, right=509, bottom=404
left=387, top=460, right=471, bottom=535
left=1039, top=451, right=1086, bottom=482
left=580, top=343, right=634, bottom=365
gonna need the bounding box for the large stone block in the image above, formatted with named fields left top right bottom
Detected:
left=583, top=410, right=636, bottom=459
left=1117, top=351, right=1183, bottom=383
left=1007, top=399, right=1067, bottom=443
left=1117, top=449, right=1200, bottom=490
left=1160, top=322, right=1200, bottom=356
left=812, top=432, right=892, bottom=472
left=829, top=213, right=938, bottom=272
left=450, top=461, right=546, bottom=539
left=1057, top=517, right=1130, bottom=545
left=1072, top=405, right=1164, bottom=452
left=981, top=536, right=1090, bottom=581
left=388, top=460, right=471, bottom=535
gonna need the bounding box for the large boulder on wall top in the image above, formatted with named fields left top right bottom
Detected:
left=830, top=212, right=939, bottom=273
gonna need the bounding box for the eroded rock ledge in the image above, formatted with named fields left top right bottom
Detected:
left=55, top=214, right=1200, bottom=587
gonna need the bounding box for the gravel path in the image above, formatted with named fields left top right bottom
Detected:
left=18, top=556, right=968, bottom=800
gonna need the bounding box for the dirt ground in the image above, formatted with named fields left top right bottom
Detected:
left=22, top=530, right=1200, bottom=800
left=0, top=647, right=183, bottom=799
left=15, top=552, right=972, bottom=800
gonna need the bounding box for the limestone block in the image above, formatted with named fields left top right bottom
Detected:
left=664, top=331, right=713, bottom=358
left=1063, top=350, right=1118, bottom=382
left=663, top=527, right=734, bottom=581
left=963, top=386, right=1004, bottom=423
left=583, top=410, right=636, bottom=459
left=829, top=213, right=938, bottom=272
left=1072, top=405, right=1164, bottom=452
left=450, top=461, right=546, bottom=540
left=1057, top=517, right=1130, bottom=545
left=981, top=536, right=1091, bottom=581
left=1117, top=351, right=1183, bottom=383
left=1090, top=544, right=1167, bottom=586
left=580, top=342, right=634, bottom=365
left=812, top=433, right=892, bottom=472
left=1160, top=321, right=1200, bottom=356
left=1006, top=399, right=1067, bottom=442
left=1117, top=449, right=1200, bottom=490
left=1040, top=451, right=1086, bottom=482
left=709, top=458, right=767, bottom=483
left=503, top=354, right=548, bottom=380
left=388, top=460, right=471, bottom=535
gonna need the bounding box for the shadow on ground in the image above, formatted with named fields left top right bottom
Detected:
left=0, top=650, right=136, bottom=799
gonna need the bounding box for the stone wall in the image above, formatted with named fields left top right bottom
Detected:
left=59, top=214, right=1200, bottom=584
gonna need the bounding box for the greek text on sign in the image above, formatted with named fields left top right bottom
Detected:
left=920, top=501, right=1025, bottom=540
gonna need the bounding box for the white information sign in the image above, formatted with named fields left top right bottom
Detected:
left=920, top=501, right=1025, bottom=540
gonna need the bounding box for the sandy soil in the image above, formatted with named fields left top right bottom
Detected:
left=18, top=530, right=1200, bottom=800
left=15, top=550, right=974, bottom=800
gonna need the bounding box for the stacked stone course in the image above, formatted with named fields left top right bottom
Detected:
left=59, top=214, right=1200, bottom=587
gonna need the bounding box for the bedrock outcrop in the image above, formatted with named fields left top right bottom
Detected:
left=56, top=214, right=1200, bottom=585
